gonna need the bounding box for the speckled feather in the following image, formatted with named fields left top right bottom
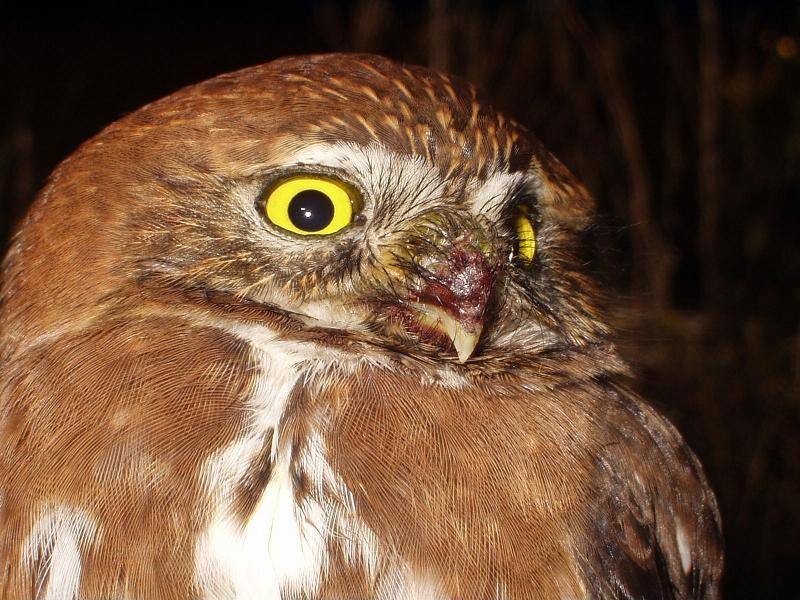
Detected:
left=0, top=54, right=722, bottom=599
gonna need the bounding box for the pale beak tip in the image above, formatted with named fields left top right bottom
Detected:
left=408, top=302, right=483, bottom=363
left=452, top=326, right=482, bottom=363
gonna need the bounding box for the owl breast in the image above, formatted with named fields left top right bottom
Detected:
left=187, top=318, right=598, bottom=600
left=194, top=330, right=453, bottom=599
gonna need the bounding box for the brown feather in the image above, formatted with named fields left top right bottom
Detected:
left=0, top=53, right=722, bottom=599
left=0, top=317, right=258, bottom=598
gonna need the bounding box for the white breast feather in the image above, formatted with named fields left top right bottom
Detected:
left=193, top=324, right=448, bottom=599
left=23, top=505, right=98, bottom=600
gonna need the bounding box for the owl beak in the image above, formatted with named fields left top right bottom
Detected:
left=409, top=302, right=483, bottom=362
left=406, top=239, right=499, bottom=363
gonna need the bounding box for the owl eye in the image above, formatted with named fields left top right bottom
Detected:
left=514, top=208, right=536, bottom=263
left=265, top=176, right=354, bottom=236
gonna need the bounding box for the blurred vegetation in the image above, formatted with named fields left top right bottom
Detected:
left=1, top=1, right=798, bottom=598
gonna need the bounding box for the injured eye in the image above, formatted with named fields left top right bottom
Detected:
left=514, top=207, right=536, bottom=264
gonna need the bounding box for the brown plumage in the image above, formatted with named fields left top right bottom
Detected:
left=0, top=53, right=722, bottom=599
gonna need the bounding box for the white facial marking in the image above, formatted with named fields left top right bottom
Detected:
left=276, top=142, right=456, bottom=227
left=219, top=303, right=475, bottom=391
left=288, top=298, right=371, bottom=332
left=469, top=169, right=527, bottom=221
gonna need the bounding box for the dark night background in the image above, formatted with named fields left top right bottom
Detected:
left=1, top=1, right=798, bottom=598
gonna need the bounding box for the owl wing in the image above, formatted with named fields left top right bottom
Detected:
left=577, top=388, right=724, bottom=600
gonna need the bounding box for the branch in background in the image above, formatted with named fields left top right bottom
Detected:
left=698, top=0, right=722, bottom=305
left=560, top=1, right=675, bottom=310
left=352, top=0, right=394, bottom=53
left=428, top=0, right=450, bottom=71
left=659, top=6, right=692, bottom=246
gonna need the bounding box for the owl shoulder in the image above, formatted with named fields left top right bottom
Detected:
left=577, top=383, right=724, bottom=600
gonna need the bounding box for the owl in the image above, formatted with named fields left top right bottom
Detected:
left=0, top=54, right=722, bottom=599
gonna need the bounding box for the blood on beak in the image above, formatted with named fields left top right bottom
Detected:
left=407, top=240, right=499, bottom=363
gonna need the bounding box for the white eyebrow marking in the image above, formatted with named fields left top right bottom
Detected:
left=469, top=170, right=527, bottom=221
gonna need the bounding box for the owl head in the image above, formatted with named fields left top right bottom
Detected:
left=2, top=53, right=607, bottom=368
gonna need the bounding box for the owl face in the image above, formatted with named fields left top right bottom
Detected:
left=3, top=54, right=600, bottom=369
left=182, top=144, right=547, bottom=362
left=74, top=53, right=600, bottom=369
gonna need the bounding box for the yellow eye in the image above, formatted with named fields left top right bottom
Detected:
left=515, top=208, right=536, bottom=263
left=265, top=176, right=355, bottom=236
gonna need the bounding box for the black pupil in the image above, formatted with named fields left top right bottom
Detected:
left=287, top=190, right=335, bottom=232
